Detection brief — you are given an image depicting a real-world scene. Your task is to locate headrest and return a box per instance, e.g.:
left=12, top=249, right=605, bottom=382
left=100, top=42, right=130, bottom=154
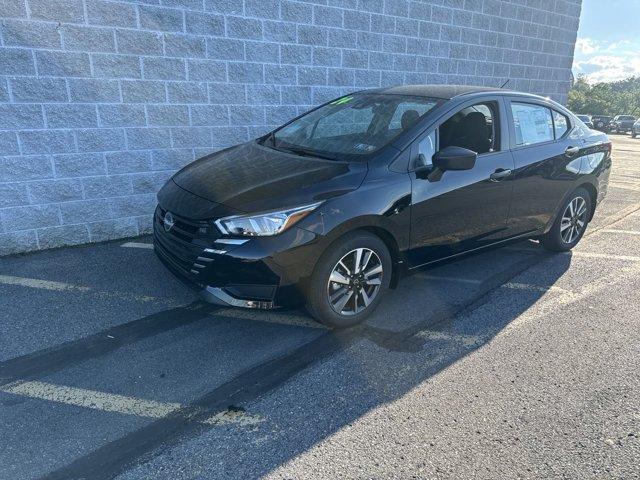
left=401, top=110, right=420, bottom=130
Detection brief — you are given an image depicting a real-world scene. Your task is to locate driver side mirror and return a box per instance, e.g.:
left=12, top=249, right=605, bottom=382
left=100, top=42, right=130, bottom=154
left=415, top=146, right=477, bottom=181
left=432, top=146, right=477, bottom=171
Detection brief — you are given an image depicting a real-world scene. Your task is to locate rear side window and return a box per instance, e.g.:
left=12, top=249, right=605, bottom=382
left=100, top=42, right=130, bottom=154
left=552, top=110, right=569, bottom=138
left=511, top=103, right=554, bottom=146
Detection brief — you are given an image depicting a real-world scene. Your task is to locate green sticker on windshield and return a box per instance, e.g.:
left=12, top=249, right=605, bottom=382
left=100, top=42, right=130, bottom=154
left=330, top=96, right=353, bottom=105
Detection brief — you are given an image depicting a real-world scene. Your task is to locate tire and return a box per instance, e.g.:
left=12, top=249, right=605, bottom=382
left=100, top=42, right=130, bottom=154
left=632, top=132, right=637, bottom=138
left=540, top=187, right=592, bottom=252
left=305, top=231, right=392, bottom=328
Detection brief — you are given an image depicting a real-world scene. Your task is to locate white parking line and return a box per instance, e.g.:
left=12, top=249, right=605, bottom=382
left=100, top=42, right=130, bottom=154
left=416, top=330, right=485, bottom=348
left=121, top=242, right=154, bottom=250
left=416, top=274, right=569, bottom=294
left=0, top=274, right=171, bottom=305
left=500, top=260, right=640, bottom=334
left=212, top=309, right=329, bottom=330
left=569, top=251, right=640, bottom=262
left=502, top=282, right=572, bottom=294
left=599, top=229, right=640, bottom=235
left=609, top=184, right=640, bottom=192
left=415, top=274, right=481, bottom=285
left=0, top=275, right=90, bottom=292
left=0, top=380, right=263, bottom=427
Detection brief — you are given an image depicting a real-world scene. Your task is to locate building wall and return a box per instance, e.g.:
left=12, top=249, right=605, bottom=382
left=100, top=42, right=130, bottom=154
left=0, top=0, right=581, bottom=255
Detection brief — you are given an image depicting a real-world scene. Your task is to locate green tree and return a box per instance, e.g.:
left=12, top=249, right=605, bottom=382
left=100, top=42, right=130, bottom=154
left=567, top=76, right=640, bottom=116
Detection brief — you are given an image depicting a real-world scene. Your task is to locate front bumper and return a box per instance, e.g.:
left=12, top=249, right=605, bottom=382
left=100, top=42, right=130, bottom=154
left=153, top=205, right=319, bottom=309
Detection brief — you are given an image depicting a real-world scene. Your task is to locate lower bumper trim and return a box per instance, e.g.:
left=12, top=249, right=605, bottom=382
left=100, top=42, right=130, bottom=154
left=201, top=286, right=275, bottom=310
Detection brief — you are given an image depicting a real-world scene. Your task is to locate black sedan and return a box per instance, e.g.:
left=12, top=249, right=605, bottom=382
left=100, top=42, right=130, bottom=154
left=154, top=85, right=612, bottom=327
left=611, top=115, right=637, bottom=134
left=592, top=115, right=612, bottom=132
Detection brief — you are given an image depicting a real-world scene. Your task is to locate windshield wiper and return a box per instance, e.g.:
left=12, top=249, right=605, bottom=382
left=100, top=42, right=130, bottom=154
left=279, top=146, right=337, bottom=161
left=261, top=131, right=276, bottom=147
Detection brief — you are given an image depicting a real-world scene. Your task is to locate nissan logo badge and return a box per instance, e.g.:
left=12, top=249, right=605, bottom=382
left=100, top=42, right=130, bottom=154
left=163, top=212, right=175, bottom=232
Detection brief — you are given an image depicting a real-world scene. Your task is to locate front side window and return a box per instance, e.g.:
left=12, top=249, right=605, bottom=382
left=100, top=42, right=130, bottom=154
left=268, top=94, right=442, bottom=160
left=389, top=101, right=438, bottom=131
left=511, top=103, right=554, bottom=146
left=415, top=130, right=436, bottom=169
left=439, top=102, right=499, bottom=154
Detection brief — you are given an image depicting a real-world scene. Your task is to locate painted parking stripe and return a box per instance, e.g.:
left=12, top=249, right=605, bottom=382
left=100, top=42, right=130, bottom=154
left=0, top=274, right=171, bottom=305
left=212, top=308, right=329, bottom=330
left=121, top=242, right=154, bottom=250
left=502, top=247, right=640, bottom=263
left=0, top=275, right=90, bottom=292
left=416, top=330, right=485, bottom=348
left=502, top=282, right=572, bottom=294
left=0, top=380, right=263, bottom=427
left=416, top=274, right=569, bottom=294
left=569, top=251, right=640, bottom=262
left=501, top=260, right=640, bottom=334
left=609, top=184, right=640, bottom=192
left=599, top=229, right=640, bottom=235
left=415, top=274, right=481, bottom=285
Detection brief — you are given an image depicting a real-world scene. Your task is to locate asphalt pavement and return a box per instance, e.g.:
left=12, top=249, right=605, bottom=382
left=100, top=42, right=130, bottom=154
left=1, top=135, right=639, bottom=479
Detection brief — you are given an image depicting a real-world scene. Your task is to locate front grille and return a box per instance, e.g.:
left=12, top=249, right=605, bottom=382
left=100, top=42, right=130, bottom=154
left=153, top=206, right=221, bottom=279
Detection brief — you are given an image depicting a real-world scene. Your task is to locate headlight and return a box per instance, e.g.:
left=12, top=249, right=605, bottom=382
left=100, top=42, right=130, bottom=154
left=215, top=202, right=322, bottom=237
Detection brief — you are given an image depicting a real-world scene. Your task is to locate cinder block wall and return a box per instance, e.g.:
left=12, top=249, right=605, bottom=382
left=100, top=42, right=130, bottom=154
left=0, top=0, right=581, bottom=255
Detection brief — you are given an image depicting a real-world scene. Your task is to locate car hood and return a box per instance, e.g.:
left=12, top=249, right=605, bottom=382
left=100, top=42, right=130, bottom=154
left=171, top=141, right=368, bottom=214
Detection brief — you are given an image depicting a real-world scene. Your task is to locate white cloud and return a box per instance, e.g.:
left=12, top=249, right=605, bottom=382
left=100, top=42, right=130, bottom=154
left=576, top=38, right=598, bottom=55
left=573, top=37, right=640, bottom=83
left=574, top=55, right=640, bottom=83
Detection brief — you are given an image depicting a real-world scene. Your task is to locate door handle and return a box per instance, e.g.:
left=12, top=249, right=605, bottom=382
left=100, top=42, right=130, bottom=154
left=490, top=168, right=512, bottom=182
left=565, top=146, right=580, bottom=157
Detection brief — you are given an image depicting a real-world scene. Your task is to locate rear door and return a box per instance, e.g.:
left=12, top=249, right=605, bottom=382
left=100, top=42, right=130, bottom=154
left=505, top=99, right=587, bottom=234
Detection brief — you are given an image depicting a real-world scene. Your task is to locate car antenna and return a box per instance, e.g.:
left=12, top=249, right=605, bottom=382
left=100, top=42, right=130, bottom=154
left=500, top=79, right=510, bottom=89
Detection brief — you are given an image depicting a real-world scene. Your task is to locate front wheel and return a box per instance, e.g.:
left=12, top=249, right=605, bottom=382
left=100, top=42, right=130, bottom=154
left=540, top=187, right=592, bottom=252
left=632, top=131, right=637, bottom=138
left=305, top=232, right=392, bottom=328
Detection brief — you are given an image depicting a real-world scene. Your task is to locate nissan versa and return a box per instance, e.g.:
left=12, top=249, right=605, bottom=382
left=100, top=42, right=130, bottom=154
left=154, top=85, right=612, bottom=327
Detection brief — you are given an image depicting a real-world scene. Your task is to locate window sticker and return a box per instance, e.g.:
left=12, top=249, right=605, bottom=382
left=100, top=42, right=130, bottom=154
left=330, top=96, right=353, bottom=106
left=511, top=103, right=553, bottom=146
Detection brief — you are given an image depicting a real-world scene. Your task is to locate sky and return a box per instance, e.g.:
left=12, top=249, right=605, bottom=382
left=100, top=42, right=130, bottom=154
left=572, top=0, right=640, bottom=83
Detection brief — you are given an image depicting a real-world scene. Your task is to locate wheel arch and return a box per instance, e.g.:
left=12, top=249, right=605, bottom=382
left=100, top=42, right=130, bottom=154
left=311, top=218, right=405, bottom=290
left=576, top=181, right=598, bottom=221
left=359, top=226, right=402, bottom=288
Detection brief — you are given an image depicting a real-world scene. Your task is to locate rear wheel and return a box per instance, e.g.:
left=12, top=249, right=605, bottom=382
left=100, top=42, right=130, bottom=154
left=540, top=187, right=591, bottom=252
left=305, top=232, right=392, bottom=328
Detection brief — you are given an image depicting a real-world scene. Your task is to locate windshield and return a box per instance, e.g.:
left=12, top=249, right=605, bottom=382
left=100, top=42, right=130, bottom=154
left=619, top=116, right=635, bottom=121
left=264, top=94, right=442, bottom=160
left=577, top=115, right=591, bottom=121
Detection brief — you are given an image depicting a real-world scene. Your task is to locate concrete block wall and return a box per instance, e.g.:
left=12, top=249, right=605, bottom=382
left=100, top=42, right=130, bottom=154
left=0, top=0, right=581, bottom=255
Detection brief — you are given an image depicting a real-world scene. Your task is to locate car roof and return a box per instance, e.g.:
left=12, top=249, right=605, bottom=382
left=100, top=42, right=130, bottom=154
left=365, top=84, right=514, bottom=100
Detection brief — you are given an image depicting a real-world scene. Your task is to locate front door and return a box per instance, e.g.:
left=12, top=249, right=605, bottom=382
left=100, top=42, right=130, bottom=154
left=407, top=98, right=516, bottom=267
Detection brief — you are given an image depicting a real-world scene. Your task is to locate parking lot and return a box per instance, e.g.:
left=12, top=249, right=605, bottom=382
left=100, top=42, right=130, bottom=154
left=1, top=135, right=639, bottom=479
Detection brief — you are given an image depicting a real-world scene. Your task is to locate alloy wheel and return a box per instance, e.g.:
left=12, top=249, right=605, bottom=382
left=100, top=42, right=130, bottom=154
left=327, top=248, right=383, bottom=316
left=560, top=196, right=587, bottom=244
